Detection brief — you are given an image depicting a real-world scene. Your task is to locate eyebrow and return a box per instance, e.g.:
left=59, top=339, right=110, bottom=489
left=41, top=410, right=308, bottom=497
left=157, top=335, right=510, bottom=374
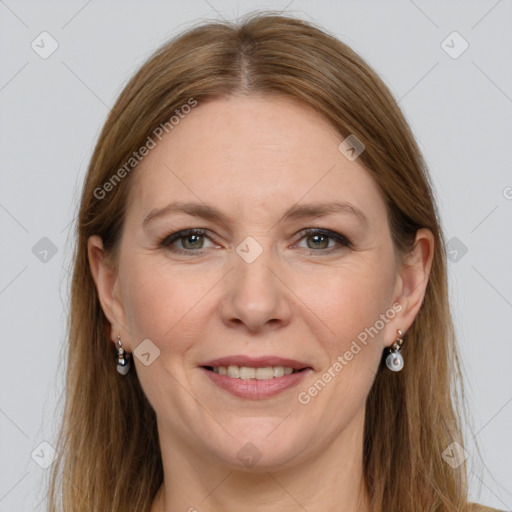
left=142, top=200, right=368, bottom=228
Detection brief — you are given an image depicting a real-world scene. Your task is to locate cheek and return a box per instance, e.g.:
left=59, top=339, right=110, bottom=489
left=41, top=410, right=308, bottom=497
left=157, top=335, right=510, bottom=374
left=299, top=265, right=391, bottom=423
left=120, top=255, right=220, bottom=344
left=301, top=255, right=395, bottom=397
left=304, top=259, right=394, bottom=341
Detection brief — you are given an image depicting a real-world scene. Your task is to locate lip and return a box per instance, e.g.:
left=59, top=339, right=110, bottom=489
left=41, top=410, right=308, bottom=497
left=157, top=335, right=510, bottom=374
left=199, top=355, right=312, bottom=370
left=200, top=366, right=313, bottom=399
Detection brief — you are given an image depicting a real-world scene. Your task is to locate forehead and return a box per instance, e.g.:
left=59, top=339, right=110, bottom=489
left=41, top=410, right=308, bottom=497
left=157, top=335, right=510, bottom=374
left=127, top=95, right=386, bottom=225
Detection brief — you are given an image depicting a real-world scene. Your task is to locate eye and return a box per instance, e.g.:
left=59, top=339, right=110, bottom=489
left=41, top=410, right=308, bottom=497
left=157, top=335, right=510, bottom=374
left=295, top=229, right=351, bottom=252
left=159, top=229, right=215, bottom=253
left=159, top=228, right=352, bottom=255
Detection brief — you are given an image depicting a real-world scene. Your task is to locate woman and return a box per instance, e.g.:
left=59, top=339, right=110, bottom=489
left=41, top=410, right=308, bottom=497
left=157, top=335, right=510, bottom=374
left=47, top=12, right=502, bottom=512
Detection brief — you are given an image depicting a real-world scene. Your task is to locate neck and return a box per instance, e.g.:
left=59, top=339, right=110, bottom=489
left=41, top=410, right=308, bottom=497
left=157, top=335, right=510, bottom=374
left=151, top=407, right=371, bottom=512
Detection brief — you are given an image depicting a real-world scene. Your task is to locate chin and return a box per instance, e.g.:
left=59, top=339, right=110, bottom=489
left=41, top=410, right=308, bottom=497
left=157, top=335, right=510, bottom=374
left=205, top=420, right=312, bottom=471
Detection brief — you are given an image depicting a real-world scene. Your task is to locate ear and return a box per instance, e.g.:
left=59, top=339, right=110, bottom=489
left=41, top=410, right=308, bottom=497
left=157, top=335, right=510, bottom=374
left=389, top=228, right=435, bottom=342
left=87, top=235, right=129, bottom=347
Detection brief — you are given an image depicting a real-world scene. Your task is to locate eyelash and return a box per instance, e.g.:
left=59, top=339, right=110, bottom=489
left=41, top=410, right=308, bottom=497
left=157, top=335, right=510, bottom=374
left=159, top=228, right=352, bottom=255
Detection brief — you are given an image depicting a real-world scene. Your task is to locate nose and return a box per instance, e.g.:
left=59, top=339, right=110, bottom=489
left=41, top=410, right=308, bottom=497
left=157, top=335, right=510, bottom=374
left=219, top=243, right=293, bottom=333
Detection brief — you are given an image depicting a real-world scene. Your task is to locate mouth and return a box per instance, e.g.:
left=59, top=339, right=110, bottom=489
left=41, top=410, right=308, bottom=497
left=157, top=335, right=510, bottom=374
left=201, top=365, right=310, bottom=380
left=198, top=355, right=313, bottom=399
left=199, top=362, right=313, bottom=400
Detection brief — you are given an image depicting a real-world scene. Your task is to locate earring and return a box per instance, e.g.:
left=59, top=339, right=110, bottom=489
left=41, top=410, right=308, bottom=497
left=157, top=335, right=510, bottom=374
left=386, top=329, right=404, bottom=372
left=116, top=335, right=131, bottom=375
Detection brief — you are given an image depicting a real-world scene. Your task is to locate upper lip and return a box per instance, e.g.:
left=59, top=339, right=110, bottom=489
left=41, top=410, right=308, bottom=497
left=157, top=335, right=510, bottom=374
left=200, top=355, right=312, bottom=370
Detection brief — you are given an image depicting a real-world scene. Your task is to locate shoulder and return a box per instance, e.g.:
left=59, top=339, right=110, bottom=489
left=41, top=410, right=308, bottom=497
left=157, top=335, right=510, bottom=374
left=467, top=503, right=506, bottom=512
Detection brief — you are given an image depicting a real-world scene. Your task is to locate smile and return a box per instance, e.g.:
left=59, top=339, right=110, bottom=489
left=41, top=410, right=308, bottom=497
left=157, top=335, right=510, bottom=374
left=204, top=365, right=304, bottom=379
left=200, top=366, right=312, bottom=399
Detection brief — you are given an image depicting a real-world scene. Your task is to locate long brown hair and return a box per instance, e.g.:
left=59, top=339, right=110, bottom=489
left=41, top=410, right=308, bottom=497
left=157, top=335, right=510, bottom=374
left=47, top=11, right=471, bottom=511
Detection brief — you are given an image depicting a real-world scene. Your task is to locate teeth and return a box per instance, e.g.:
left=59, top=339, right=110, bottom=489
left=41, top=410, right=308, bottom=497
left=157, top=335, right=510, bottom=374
left=227, top=365, right=240, bottom=378
left=211, top=365, right=298, bottom=380
left=273, top=366, right=284, bottom=378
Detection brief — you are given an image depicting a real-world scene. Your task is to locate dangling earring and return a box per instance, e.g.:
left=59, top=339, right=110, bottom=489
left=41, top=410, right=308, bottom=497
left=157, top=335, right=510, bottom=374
left=116, top=335, right=131, bottom=375
left=386, top=329, right=404, bottom=372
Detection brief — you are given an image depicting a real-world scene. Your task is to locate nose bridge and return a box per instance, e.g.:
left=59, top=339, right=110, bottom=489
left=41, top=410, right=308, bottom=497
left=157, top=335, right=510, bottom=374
left=220, top=236, right=292, bottom=330
left=237, top=237, right=275, bottom=291
left=233, top=235, right=277, bottom=301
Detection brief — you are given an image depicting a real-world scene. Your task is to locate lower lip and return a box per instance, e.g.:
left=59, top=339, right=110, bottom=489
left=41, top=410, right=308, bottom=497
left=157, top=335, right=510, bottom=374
left=200, top=367, right=312, bottom=399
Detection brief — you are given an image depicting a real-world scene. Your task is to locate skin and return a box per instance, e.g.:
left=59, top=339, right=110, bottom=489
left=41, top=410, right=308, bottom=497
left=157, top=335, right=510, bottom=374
left=88, top=95, right=434, bottom=512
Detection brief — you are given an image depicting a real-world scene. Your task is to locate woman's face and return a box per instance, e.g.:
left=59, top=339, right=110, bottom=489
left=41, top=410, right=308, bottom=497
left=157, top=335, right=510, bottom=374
left=90, top=95, right=429, bottom=471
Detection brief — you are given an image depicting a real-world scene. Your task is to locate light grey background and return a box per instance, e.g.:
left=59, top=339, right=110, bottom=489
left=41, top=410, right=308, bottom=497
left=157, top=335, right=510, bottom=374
left=0, top=1, right=511, bottom=510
